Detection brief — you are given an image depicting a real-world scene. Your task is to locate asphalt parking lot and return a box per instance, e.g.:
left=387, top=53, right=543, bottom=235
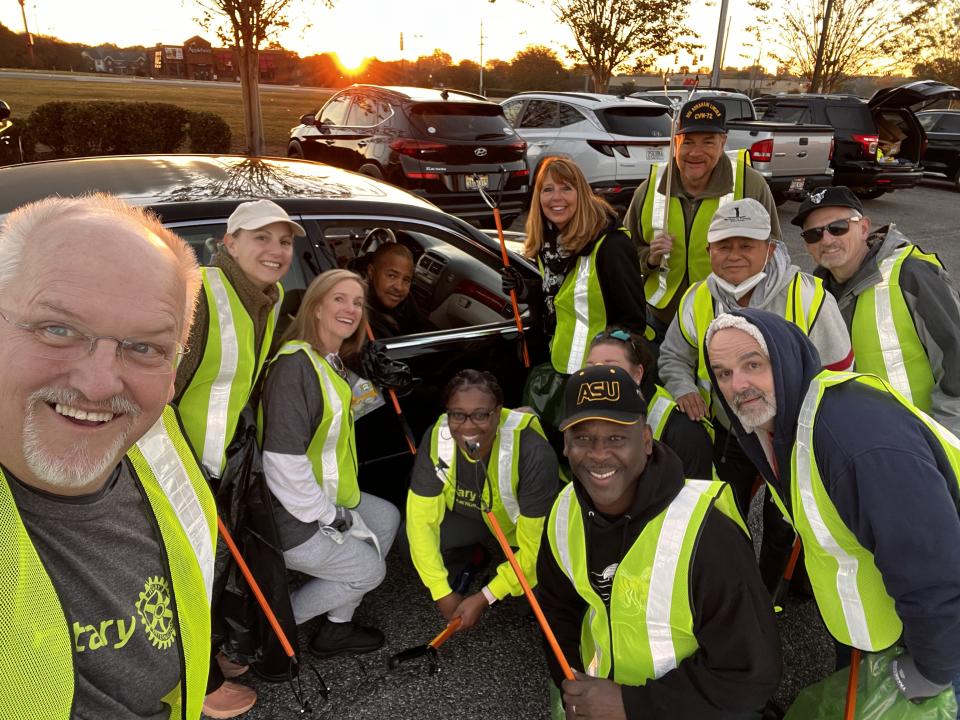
left=213, top=180, right=958, bottom=720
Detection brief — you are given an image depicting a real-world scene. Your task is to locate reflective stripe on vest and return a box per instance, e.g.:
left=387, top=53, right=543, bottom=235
left=683, top=273, right=825, bottom=409
left=548, top=479, right=732, bottom=683
left=643, top=150, right=747, bottom=309
left=430, top=409, right=546, bottom=537
left=850, top=246, right=939, bottom=410
left=282, top=342, right=358, bottom=508
left=550, top=237, right=608, bottom=374
left=791, top=370, right=960, bottom=650
left=646, top=386, right=677, bottom=441
left=1, top=405, right=216, bottom=720
left=180, top=267, right=283, bottom=478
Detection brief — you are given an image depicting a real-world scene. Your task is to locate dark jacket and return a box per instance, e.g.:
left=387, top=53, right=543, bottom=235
left=536, top=442, right=781, bottom=719
left=537, top=213, right=647, bottom=338
left=706, top=308, right=960, bottom=685
left=366, top=291, right=434, bottom=339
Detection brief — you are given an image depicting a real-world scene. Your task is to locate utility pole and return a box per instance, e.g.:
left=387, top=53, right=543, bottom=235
left=479, top=18, right=485, bottom=96
left=18, top=0, right=35, bottom=67
left=709, top=0, right=730, bottom=87
left=809, top=0, right=834, bottom=93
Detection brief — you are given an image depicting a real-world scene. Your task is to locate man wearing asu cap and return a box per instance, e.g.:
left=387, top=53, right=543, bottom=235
left=536, top=365, right=780, bottom=719
left=626, top=99, right=780, bottom=339
left=793, top=185, right=960, bottom=435
left=658, top=198, right=851, bottom=505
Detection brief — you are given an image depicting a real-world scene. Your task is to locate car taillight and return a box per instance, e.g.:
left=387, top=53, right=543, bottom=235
left=454, top=279, right=511, bottom=317
left=828, top=138, right=835, bottom=162
left=920, top=136, right=928, bottom=159
left=587, top=140, right=629, bottom=158
left=389, top=139, right=447, bottom=157
left=512, top=168, right=530, bottom=178
left=749, top=138, right=773, bottom=163
left=852, top=134, right=879, bottom=159
left=406, top=172, right=440, bottom=180
left=510, top=140, right=527, bottom=154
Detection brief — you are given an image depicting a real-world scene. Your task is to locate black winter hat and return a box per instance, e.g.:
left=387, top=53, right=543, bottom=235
left=791, top=186, right=864, bottom=226
left=559, top=365, right=645, bottom=431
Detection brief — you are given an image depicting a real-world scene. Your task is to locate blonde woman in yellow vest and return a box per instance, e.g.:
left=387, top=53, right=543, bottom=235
left=793, top=185, right=960, bottom=437
left=172, top=200, right=298, bottom=718
left=537, top=365, right=779, bottom=719
left=513, top=156, right=648, bottom=377
left=0, top=194, right=216, bottom=720
left=625, top=99, right=781, bottom=340
left=585, top=326, right=715, bottom=480
left=705, top=309, right=960, bottom=712
left=259, top=269, right=400, bottom=659
left=406, top=369, right=559, bottom=630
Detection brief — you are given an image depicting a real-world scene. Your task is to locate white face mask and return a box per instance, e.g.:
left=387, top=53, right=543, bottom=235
left=713, top=270, right=767, bottom=300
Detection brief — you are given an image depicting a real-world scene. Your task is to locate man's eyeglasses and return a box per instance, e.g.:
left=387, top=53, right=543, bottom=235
left=800, top=217, right=861, bottom=244
left=447, top=409, right=497, bottom=425
left=0, top=310, right=187, bottom=375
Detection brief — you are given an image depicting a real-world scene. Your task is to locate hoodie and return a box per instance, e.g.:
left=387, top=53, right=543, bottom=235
left=536, top=442, right=781, bottom=718
left=814, top=224, right=960, bottom=436
left=659, top=242, right=852, bottom=429
left=705, top=308, right=960, bottom=685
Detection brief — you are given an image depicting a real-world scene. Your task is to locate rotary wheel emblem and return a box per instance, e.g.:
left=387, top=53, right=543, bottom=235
left=136, top=575, right=177, bottom=650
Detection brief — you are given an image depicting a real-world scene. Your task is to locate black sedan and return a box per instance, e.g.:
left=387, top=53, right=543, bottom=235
left=0, top=154, right=545, bottom=499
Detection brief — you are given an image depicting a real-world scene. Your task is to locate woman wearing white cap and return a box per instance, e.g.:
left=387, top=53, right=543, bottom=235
left=173, top=199, right=301, bottom=719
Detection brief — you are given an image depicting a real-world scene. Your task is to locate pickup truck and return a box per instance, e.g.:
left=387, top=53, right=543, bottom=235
left=631, top=88, right=835, bottom=204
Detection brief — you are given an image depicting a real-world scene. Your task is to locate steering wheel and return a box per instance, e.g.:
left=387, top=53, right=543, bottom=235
left=359, top=227, right=398, bottom=257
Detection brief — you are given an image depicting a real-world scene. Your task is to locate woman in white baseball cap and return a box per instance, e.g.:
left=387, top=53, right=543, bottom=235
left=172, top=199, right=302, bottom=718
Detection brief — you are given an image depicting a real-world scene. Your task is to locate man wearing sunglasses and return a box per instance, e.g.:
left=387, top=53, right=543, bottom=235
left=794, top=186, right=960, bottom=435
left=0, top=195, right=216, bottom=719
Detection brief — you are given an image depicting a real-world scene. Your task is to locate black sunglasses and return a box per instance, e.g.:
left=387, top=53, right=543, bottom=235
left=800, top=217, right=861, bottom=244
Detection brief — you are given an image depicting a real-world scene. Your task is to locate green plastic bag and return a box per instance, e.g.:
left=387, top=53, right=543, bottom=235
left=522, top=362, right=568, bottom=432
left=785, top=647, right=957, bottom=720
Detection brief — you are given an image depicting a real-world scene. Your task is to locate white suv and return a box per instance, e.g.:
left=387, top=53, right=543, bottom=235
left=501, top=92, right=672, bottom=209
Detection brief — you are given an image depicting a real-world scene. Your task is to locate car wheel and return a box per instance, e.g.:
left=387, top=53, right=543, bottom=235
left=358, top=163, right=383, bottom=180
left=852, top=187, right=887, bottom=200
left=772, top=191, right=787, bottom=207
left=288, top=141, right=305, bottom=159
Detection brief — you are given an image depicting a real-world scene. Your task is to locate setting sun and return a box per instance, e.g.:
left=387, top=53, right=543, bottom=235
left=333, top=50, right=371, bottom=76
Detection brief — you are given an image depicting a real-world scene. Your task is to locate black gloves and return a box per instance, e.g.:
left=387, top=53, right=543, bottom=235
left=499, top=265, right=527, bottom=300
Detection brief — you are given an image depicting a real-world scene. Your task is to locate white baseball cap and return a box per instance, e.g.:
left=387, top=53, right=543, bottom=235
left=707, top=198, right=771, bottom=244
left=226, top=199, right=306, bottom=237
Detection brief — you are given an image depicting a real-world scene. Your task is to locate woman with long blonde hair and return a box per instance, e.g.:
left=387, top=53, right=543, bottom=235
left=514, top=156, right=648, bottom=376
left=258, top=268, right=400, bottom=658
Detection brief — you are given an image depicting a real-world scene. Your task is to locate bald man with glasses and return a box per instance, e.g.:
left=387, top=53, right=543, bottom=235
left=793, top=185, right=960, bottom=435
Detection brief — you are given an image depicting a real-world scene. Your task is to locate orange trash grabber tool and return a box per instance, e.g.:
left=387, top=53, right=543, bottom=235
left=387, top=617, right=463, bottom=674
left=845, top=648, right=862, bottom=720
left=475, top=176, right=531, bottom=368
left=462, top=441, right=575, bottom=681
left=772, top=537, right=803, bottom=609
left=364, top=323, right=417, bottom=455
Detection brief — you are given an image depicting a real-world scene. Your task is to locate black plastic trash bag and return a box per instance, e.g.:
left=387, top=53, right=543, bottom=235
left=212, top=407, right=299, bottom=682
left=360, top=340, right=415, bottom=394
left=784, top=647, right=957, bottom=720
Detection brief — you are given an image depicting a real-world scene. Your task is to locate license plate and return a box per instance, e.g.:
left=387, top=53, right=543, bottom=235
left=789, top=177, right=805, bottom=192
left=466, top=174, right=488, bottom=189
left=646, top=149, right=664, bottom=161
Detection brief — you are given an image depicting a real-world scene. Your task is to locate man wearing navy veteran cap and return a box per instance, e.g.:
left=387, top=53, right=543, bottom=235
left=536, top=365, right=780, bottom=719
left=794, top=185, right=960, bottom=435
left=626, top=98, right=780, bottom=341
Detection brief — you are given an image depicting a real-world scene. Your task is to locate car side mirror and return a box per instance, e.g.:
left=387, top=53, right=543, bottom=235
left=299, top=113, right=316, bottom=126
left=0, top=101, right=10, bottom=122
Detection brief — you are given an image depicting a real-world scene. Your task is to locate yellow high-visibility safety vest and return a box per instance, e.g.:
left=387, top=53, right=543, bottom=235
left=266, top=341, right=360, bottom=508
left=547, top=479, right=744, bottom=683
left=783, top=371, right=960, bottom=650
left=678, top=273, right=826, bottom=410
left=178, top=266, right=283, bottom=478
left=850, top=245, right=941, bottom=413
left=641, top=149, right=749, bottom=309
left=0, top=406, right=217, bottom=720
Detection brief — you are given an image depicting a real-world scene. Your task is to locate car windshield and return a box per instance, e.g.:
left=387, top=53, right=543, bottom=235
left=595, top=107, right=672, bottom=138
left=408, top=103, right=514, bottom=141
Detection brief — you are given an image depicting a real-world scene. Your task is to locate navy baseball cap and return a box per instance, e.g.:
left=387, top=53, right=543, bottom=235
left=791, top=186, right=864, bottom=227
left=677, top=99, right=727, bottom=135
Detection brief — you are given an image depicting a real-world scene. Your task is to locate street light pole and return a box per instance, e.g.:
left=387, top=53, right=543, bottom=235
left=479, top=18, right=485, bottom=96
left=709, top=0, right=730, bottom=88
left=18, top=0, right=35, bottom=67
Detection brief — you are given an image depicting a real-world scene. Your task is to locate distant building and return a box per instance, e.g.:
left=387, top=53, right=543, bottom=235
left=145, top=36, right=299, bottom=84
left=184, top=36, right=214, bottom=80
left=82, top=47, right=148, bottom=75
left=152, top=44, right=185, bottom=78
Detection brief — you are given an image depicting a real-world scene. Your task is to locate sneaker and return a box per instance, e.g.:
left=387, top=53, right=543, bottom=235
left=202, top=681, right=256, bottom=719
left=215, top=651, right=249, bottom=679
left=309, top=618, right=385, bottom=658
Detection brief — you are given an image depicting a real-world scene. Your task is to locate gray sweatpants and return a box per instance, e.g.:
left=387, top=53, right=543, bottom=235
left=283, top=492, right=400, bottom=625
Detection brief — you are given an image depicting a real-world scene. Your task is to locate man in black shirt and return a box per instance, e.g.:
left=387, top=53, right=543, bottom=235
left=365, top=243, right=434, bottom=338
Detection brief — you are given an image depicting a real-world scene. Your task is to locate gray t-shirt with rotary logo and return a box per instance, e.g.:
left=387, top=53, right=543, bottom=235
left=7, top=462, right=181, bottom=720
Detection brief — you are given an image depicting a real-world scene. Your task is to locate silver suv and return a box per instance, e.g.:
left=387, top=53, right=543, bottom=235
left=501, top=92, right=672, bottom=209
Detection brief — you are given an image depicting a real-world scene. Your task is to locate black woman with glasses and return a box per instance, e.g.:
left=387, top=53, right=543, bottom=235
left=258, top=269, right=400, bottom=659
left=586, top=327, right=715, bottom=480
left=793, top=185, right=960, bottom=437
left=406, top=370, right=559, bottom=631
